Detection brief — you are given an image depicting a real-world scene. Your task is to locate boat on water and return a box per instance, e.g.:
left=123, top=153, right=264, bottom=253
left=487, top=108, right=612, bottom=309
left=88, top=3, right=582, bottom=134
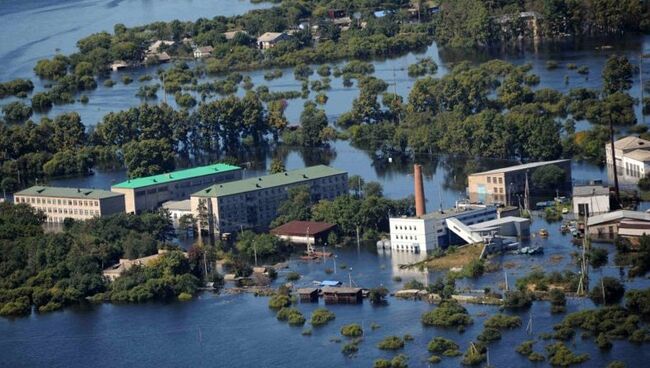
left=539, top=229, right=549, bottom=237
left=561, top=207, right=569, bottom=214
left=560, top=223, right=569, bottom=233
left=517, top=245, right=544, bottom=255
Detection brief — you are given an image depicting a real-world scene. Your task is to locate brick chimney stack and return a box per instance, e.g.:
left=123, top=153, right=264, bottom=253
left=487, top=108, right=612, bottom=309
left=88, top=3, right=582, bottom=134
left=414, top=164, right=426, bottom=217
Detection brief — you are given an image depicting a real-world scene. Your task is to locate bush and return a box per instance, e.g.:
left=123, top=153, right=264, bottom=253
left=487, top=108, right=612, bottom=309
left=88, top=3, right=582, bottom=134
left=477, top=328, right=501, bottom=342
left=403, top=279, right=425, bottom=290
left=377, top=336, right=404, bottom=350
left=122, top=75, right=133, bottom=84
left=589, top=277, right=625, bottom=305
left=427, top=337, right=459, bottom=353
left=427, top=355, right=441, bottom=364
left=276, top=307, right=304, bottom=325
left=341, top=323, right=363, bottom=337
left=368, top=287, right=389, bottom=304
left=286, top=271, right=300, bottom=281
left=373, top=359, right=391, bottom=368
left=310, top=308, right=335, bottom=326
left=528, top=352, right=545, bottom=362
left=503, top=290, right=533, bottom=309
left=178, top=292, right=192, bottom=301
left=515, top=340, right=534, bottom=356
left=421, top=300, right=473, bottom=327
left=103, top=79, right=115, bottom=87
left=268, top=294, right=291, bottom=309
left=484, top=314, right=522, bottom=329
left=595, top=333, right=612, bottom=350
left=461, top=342, right=486, bottom=366
left=546, top=342, right=589, bottom=366
left=341, top=342, right=358, bottom=355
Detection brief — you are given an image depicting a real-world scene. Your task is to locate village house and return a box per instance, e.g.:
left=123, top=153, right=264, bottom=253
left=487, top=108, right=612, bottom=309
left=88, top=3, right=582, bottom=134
left=256, top=32, right=291, bottom=49
left=193, top=46, right=214, bottom=58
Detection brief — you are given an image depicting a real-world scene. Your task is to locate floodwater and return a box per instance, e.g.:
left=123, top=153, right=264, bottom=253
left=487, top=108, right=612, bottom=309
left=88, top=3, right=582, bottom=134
left=2, top=1, right=650, bottom=367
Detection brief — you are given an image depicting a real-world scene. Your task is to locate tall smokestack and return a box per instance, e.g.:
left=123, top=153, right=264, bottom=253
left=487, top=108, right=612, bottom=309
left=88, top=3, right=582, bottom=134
left=414, top=164, right=426, bottom=217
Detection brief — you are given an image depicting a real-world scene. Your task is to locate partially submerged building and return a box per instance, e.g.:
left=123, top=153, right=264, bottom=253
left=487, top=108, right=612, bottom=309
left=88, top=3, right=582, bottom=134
left=257, top=32, right=291, bottom=49
left=606, top=136, right=650, bottom=185
left=14, top=186, right=125, bottom=223
left=270, top=220, right=336, bottom=245
left=587, top=210, right=650, bottom=241
left=467, top=159, right=572, bottom=205
left=322, top=287, right=362, bottom=304
left=111, top=163, right=242, bottom=214
left=572, top=185, right=610, bottom=217
left=190, top=165, right=348, bottom=233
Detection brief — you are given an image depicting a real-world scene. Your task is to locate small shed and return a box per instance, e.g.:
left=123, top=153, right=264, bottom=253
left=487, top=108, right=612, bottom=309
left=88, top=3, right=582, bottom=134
left=322, top=287, right=362, bottom=304
left=297, top=287, right=319, bottom=303
left=270, top=221, right=336, bottom=245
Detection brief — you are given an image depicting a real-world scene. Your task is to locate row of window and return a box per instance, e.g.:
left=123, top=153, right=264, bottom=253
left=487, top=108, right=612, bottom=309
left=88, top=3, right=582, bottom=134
left=393, top=244, right=420, bottom=252
left=15, top=196, right=100, bottom=207
left=625, top=162, right=643, bottom=178
left=39, top=207, right=100, bottom=216
left=393, top=234, right=418, bottom=241
left=486, top=176, right=503, bottom=184
left=394, top=225, right=418, bottom=231
left=492, top=187, right=504, bottom=194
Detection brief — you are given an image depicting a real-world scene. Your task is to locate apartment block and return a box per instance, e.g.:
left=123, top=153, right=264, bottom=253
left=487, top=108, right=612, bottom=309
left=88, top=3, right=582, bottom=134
left=191, top=165, right=348, bottom=233
left=14, top=186, right=125, bottom=223
left=111, top=163, right=242, bottom=214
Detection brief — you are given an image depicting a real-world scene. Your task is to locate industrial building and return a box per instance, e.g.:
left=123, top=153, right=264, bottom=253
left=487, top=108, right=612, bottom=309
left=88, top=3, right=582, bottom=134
left=587, top=210, right=650, bottom=241
left=111, top=163, right=242, bottom=214
left=388, top=165, right=530, bottom=253
left=572, top=185, right=610, bottom=217
left=605, top=136, right=650, bottom=185
left=14, top=186, right=125, bottom=223
left=190, top=165, right=348, bottom=234
left=467, top=159, right=572, bottom=205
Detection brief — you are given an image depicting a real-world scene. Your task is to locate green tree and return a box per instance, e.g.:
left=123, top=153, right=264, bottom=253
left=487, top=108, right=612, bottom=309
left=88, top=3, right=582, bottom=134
left=123, top=139, right=175, bottom=178
left=602, top=55, right=634, bottom=95
left=2, top=102, right=32, bottom=124
left=271, top=186, right=312, bottom=227
left=269, top=158, right=285, bottom=174
left=531, top=165, right=567, bottom=190
left=299, top=101, right=328, bottom=147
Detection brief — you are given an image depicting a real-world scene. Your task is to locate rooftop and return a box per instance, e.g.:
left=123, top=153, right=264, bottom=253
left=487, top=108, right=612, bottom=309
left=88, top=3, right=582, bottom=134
left=162, top=199, right=191, bottom=211
left=588, top=210, right=650, bottom=226
left=468, top=159, right=570, bottom=176
left=15, top=186, right=123, bottom=200
left=224, top=30, right=247, bottom=39
left=470, top=216, right=530, bottom=230
left=322, top=286, right=362, bottom=294
left=257, top=32, right=285, bottom=42
left=271, top=220, right=335, bottom=236
left=625, top=149, right=650, bottom=162
left=112, top=163, right=241, bottom=190
left=192, top=165, right=346, bottom=198
left=573, top=185, right=610, bottom=197
left=391, top=205, right=497, bottom=221
left=607, top=136, right=650, bottom=151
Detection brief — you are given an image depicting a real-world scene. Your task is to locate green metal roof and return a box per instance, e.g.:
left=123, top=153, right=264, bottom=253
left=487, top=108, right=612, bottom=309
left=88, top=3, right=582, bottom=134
left=192, top=165, right=347, bottom=198
left=15, top=186, right=124, bottom=200
left=111, top=163, right=241, bottom=189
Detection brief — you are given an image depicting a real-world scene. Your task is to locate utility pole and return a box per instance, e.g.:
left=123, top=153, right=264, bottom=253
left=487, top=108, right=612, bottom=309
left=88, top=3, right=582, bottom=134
left=608, top=112, right=621, bottom=204
left=641, top=53, right=645, bottom=125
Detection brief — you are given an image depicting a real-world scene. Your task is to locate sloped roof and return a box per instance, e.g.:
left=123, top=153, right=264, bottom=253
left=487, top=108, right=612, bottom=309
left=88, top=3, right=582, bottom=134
left=608, top=136, right=650, bottom=151
left=15, top=186, right=123, bottom=200
left=257, top=32, right=285, bottom=42
left=587, top=210, right=650, bottom=226
left=469, top=159, right=570, bottom=176
left=112, top=163, right=241, bottom=189
left=271, top=220, right=336, bottom=236
left=625, top=149, right=650, bottom=162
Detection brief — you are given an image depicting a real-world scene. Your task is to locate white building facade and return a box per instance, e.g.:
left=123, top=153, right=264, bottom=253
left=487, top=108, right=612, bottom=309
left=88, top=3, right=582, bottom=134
left=572, top=185, right=610, bottom=217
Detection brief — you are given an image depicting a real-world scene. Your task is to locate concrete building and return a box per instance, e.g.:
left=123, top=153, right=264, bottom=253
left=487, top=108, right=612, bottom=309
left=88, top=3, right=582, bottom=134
left=190, top=165, right=347, bottom=233
left=14, top=186, right=125, bottom=223
left=467, top=159, right=572, bottom=205
left=111, top=163, right=242, bottom=214
left=102, top=249, right=187, bottom=281
left=587, top=210, right=650, bottom=241
left=162, top=200, right=192, bottom=223
left=257, top=32, right=291, bottom=49
left=572, top=185, right=610, bottom=217
left=193, top=46, right=213, bottom=58
left=606, top=136, right=650, bottom=185
left=388, top=204, right=500, bottom=253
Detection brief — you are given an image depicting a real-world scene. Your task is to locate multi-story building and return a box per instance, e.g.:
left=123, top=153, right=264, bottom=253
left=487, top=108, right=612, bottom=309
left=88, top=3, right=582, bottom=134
left=111, top=163, right=242, bottom=214
left=190, top=165, right=348, bottom=233
left=606, top=136, right=650, bottom=185
left=388, top=204, right=499, bottom=253
left=467, top=159, right=572, bottom=205
left=14, top=186, right=125, bottom=223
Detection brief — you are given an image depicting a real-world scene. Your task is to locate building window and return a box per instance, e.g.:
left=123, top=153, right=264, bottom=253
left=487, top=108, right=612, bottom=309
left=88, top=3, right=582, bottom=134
left=498, top=177, right=503, bottom=184
left=487, top=177, right=491, bottom=183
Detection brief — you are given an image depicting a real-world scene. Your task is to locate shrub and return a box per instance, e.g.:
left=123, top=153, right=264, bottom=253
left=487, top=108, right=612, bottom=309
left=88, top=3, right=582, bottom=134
left=122, top=75, right=133, bottom=84
left=427, top=337, right=459, bottom=353
left=373, top=359, right=391, bottom=368
left=589, top=277, right=625, bottom=305
left=421, top=300, right=473, bottom=327
left=546, top=342, right=589, bottom=366
left=286, top=271, right=300, bottom=281
left=177, top=292, right=192, bottom=301
left=484, top=314, right=522, bottom=329
left=403, top=279, right=425, bottom=290
left=310, top=308, right=335, bottom=326
left=607, top=361, right=625, bottom=368
left=503, top=290, right=533, bottom=309
left=595, top=333, right=612, bottom=350
left=103, top=79, right=115, bottom=87
left=340, top=323, right=363, bottom=337
left=377, top=336, right=404, bottom=350
left=268, top=294, right=291, bottom=309
left=368, top=287, right=389, bottom=304
left=546, top=60, right=559, bottom=70
left=477, top=328, right=501, bottom=342
left=528, top=352, right=545, bottom=362
left=427, top=355, right=441, bottom=364
left=461, top=342, right=486, bottom=366
left=277, top=307, right=305, bottom=325
left=341, top=342, right=359, bottom=355
left=288, top=312, right=306, bottom=326
left=442, top=349, right=462, bottom=357
left=516, top=340, right=534, bottom=356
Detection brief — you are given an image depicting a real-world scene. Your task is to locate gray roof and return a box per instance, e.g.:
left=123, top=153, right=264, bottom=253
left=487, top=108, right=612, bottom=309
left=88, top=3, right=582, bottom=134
left=391, top=205, right=497, bottom=221
left=573, top=185, right=610, bottom=197
left=587, top=210, right=650, bottom=226
left=15, top=186, right=123, bottom=200
left=162, top=199, right=191, bottom=211
left=470, top=216, right=530, bottom=230
left=469, top=159, right=570, bottom=176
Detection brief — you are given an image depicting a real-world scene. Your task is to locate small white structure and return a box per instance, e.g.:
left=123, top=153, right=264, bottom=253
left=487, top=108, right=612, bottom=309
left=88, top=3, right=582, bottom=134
left=110, top=60, right=128, bottom=71
left=193, top=46, right=214, bottom=58
left=257, top=32, right=291, bottom=49
left=572, top=185, right=610, bottom=217
left=162, top=200, right=192, bottom=222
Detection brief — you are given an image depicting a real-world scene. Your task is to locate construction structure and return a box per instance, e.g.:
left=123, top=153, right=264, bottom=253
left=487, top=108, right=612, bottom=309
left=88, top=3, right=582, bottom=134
left=111, top=163, right=242, bottom=214
left=270, top=221, right=336, bottom=245
left=587, top=210, right=650, bottom=241
left=572, top=185, right=610, bottom=217
left=14, top=186, right=125, bottom=223
left=606, top=136, right=650, bottom=186
left=467, top=159, right=572, bottom=205
left=190, top=165, right=348, bottom=234
left=322, top=287, right=362, bottom=304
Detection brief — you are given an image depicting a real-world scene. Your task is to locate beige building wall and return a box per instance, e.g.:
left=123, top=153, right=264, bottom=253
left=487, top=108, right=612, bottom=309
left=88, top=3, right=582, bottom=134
left=467, top=173, right=507, bottom=204
left=14, top=194, right=125, bottom=223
